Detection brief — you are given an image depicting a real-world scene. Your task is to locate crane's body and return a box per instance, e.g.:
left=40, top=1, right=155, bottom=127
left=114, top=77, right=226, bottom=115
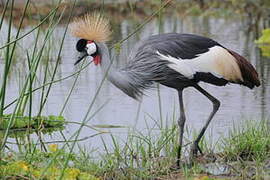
left=97, top=33, right=259, bottom=100
left=70, top=13, right=260, bottom=167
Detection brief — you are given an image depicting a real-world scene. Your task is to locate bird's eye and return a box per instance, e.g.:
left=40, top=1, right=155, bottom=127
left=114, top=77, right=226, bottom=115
left=86, top=42, right=97, bottom=55
left=76, top=39, right=87, bottom=52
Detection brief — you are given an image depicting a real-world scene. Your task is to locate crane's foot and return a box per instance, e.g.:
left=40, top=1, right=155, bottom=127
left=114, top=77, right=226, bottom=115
left=188, top=142, right=203, bottom=165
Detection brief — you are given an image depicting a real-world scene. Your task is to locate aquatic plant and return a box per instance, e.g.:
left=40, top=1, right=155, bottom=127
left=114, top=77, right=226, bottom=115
left=0, top=114, right=65, bottom=130
left=256, top=28, right=270, bottom=57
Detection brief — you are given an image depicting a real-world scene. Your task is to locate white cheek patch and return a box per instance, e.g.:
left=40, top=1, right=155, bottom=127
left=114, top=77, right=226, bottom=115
left=86, top=43, right=97, bottom=55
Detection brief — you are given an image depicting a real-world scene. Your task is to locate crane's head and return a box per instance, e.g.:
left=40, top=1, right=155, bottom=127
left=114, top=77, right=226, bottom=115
left=70, top=13, right=111, bottom=66
left=74, top=39, right=101, bottom=65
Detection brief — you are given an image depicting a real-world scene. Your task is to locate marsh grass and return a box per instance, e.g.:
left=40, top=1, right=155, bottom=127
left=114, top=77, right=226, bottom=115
left=0, top=121, right=180, bottom=179
left=221, top=120, right=270, bottom=162
left=96, top=126, right=179, bottom=179
left=1, top=118, right=270, bottom=179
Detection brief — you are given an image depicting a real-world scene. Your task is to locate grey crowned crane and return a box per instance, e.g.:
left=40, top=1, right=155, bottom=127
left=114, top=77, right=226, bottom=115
left=70, top=13, right=260, bottom=166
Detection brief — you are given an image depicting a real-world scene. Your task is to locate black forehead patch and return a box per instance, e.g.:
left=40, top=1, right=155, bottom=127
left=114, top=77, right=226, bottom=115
left=76, top=39, right=87, bottom=52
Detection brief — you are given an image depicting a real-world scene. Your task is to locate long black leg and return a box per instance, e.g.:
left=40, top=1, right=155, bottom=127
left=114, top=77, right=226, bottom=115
left=190, top=84, right=220, bottom=159
left=177, top=89, right=186, bottom=167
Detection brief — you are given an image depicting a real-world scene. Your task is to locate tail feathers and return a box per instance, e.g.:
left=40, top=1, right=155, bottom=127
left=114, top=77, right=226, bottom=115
left=227, top=49, right=260, bottom=89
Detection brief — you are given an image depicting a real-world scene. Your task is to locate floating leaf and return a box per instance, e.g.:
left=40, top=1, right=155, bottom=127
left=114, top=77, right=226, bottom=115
left=0, top=114, right=65, bottom=130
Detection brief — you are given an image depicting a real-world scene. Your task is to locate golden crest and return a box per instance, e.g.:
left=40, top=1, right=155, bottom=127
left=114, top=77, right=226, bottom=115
left=70, top=13, right=111, bottom=42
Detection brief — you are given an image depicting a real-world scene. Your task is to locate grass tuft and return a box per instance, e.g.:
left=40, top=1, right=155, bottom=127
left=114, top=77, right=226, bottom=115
left=221, top=120, right=270, bottom=162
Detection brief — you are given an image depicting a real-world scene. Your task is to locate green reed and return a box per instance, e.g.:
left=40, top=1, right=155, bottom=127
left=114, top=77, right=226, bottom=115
left=0, top=0, right=70, bottom=152
left=221, top=119, right=270, bottom=162
left=0, top=0, right=15, bottom=116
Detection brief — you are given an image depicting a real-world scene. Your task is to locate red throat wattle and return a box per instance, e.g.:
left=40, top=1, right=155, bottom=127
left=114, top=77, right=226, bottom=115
left=93, top=55, right=101, bottom=65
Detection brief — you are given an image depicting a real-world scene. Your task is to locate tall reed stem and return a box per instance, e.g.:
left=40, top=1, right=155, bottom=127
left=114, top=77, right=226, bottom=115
left=0, top=0, right=15, bottom=116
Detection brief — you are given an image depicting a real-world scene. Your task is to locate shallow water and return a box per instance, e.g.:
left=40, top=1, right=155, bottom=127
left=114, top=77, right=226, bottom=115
left=1, top=14, right=270, bottom=151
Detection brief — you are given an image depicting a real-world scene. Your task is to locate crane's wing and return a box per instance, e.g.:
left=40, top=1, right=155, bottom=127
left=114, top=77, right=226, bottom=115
left=137, top=33, right=222, bottom=59
left=130, top=33, right=233, bottom=83
left=130, top=33, right=259, bottom=89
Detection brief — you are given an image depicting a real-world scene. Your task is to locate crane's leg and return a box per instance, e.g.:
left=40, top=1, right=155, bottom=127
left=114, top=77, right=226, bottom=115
left=189, top=85, right=220, bottom=160
left=177, top=89, right=186, bottom=167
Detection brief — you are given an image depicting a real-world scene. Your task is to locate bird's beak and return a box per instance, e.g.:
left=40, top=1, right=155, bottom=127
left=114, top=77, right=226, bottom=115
left=74, top=50, right=88, bottom=65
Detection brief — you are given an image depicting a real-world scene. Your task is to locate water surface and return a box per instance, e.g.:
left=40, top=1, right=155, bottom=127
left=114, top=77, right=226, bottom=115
left=1, top=14, right=270, bottom=151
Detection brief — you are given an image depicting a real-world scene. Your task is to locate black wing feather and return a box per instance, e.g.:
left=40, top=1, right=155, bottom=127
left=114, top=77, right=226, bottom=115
left=138, top=33, right=222, bottom=59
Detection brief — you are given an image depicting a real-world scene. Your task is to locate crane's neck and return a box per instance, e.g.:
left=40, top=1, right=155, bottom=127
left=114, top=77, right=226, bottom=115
left=96, top=43, right=115, bottom=76
left=97, top=42, right=141, bottom=99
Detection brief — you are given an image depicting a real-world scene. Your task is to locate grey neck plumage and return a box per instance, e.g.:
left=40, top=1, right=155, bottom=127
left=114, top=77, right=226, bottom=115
left=97, top=42, right=144, bottom=100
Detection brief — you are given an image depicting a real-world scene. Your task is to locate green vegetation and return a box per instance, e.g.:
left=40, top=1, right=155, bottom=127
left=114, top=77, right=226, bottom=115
left=256, top=28, right=270, bottom=57
left=1, top=120, right=270, bottom=179
left=256, top=28, right=270, bottom=44
left=221, top=120, right=270, bottom=161
left=0, top=146, right=99, bottom=180
left=0, top=114, right=65, bottom=130
left=0, top=121, right=198, bottom=179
